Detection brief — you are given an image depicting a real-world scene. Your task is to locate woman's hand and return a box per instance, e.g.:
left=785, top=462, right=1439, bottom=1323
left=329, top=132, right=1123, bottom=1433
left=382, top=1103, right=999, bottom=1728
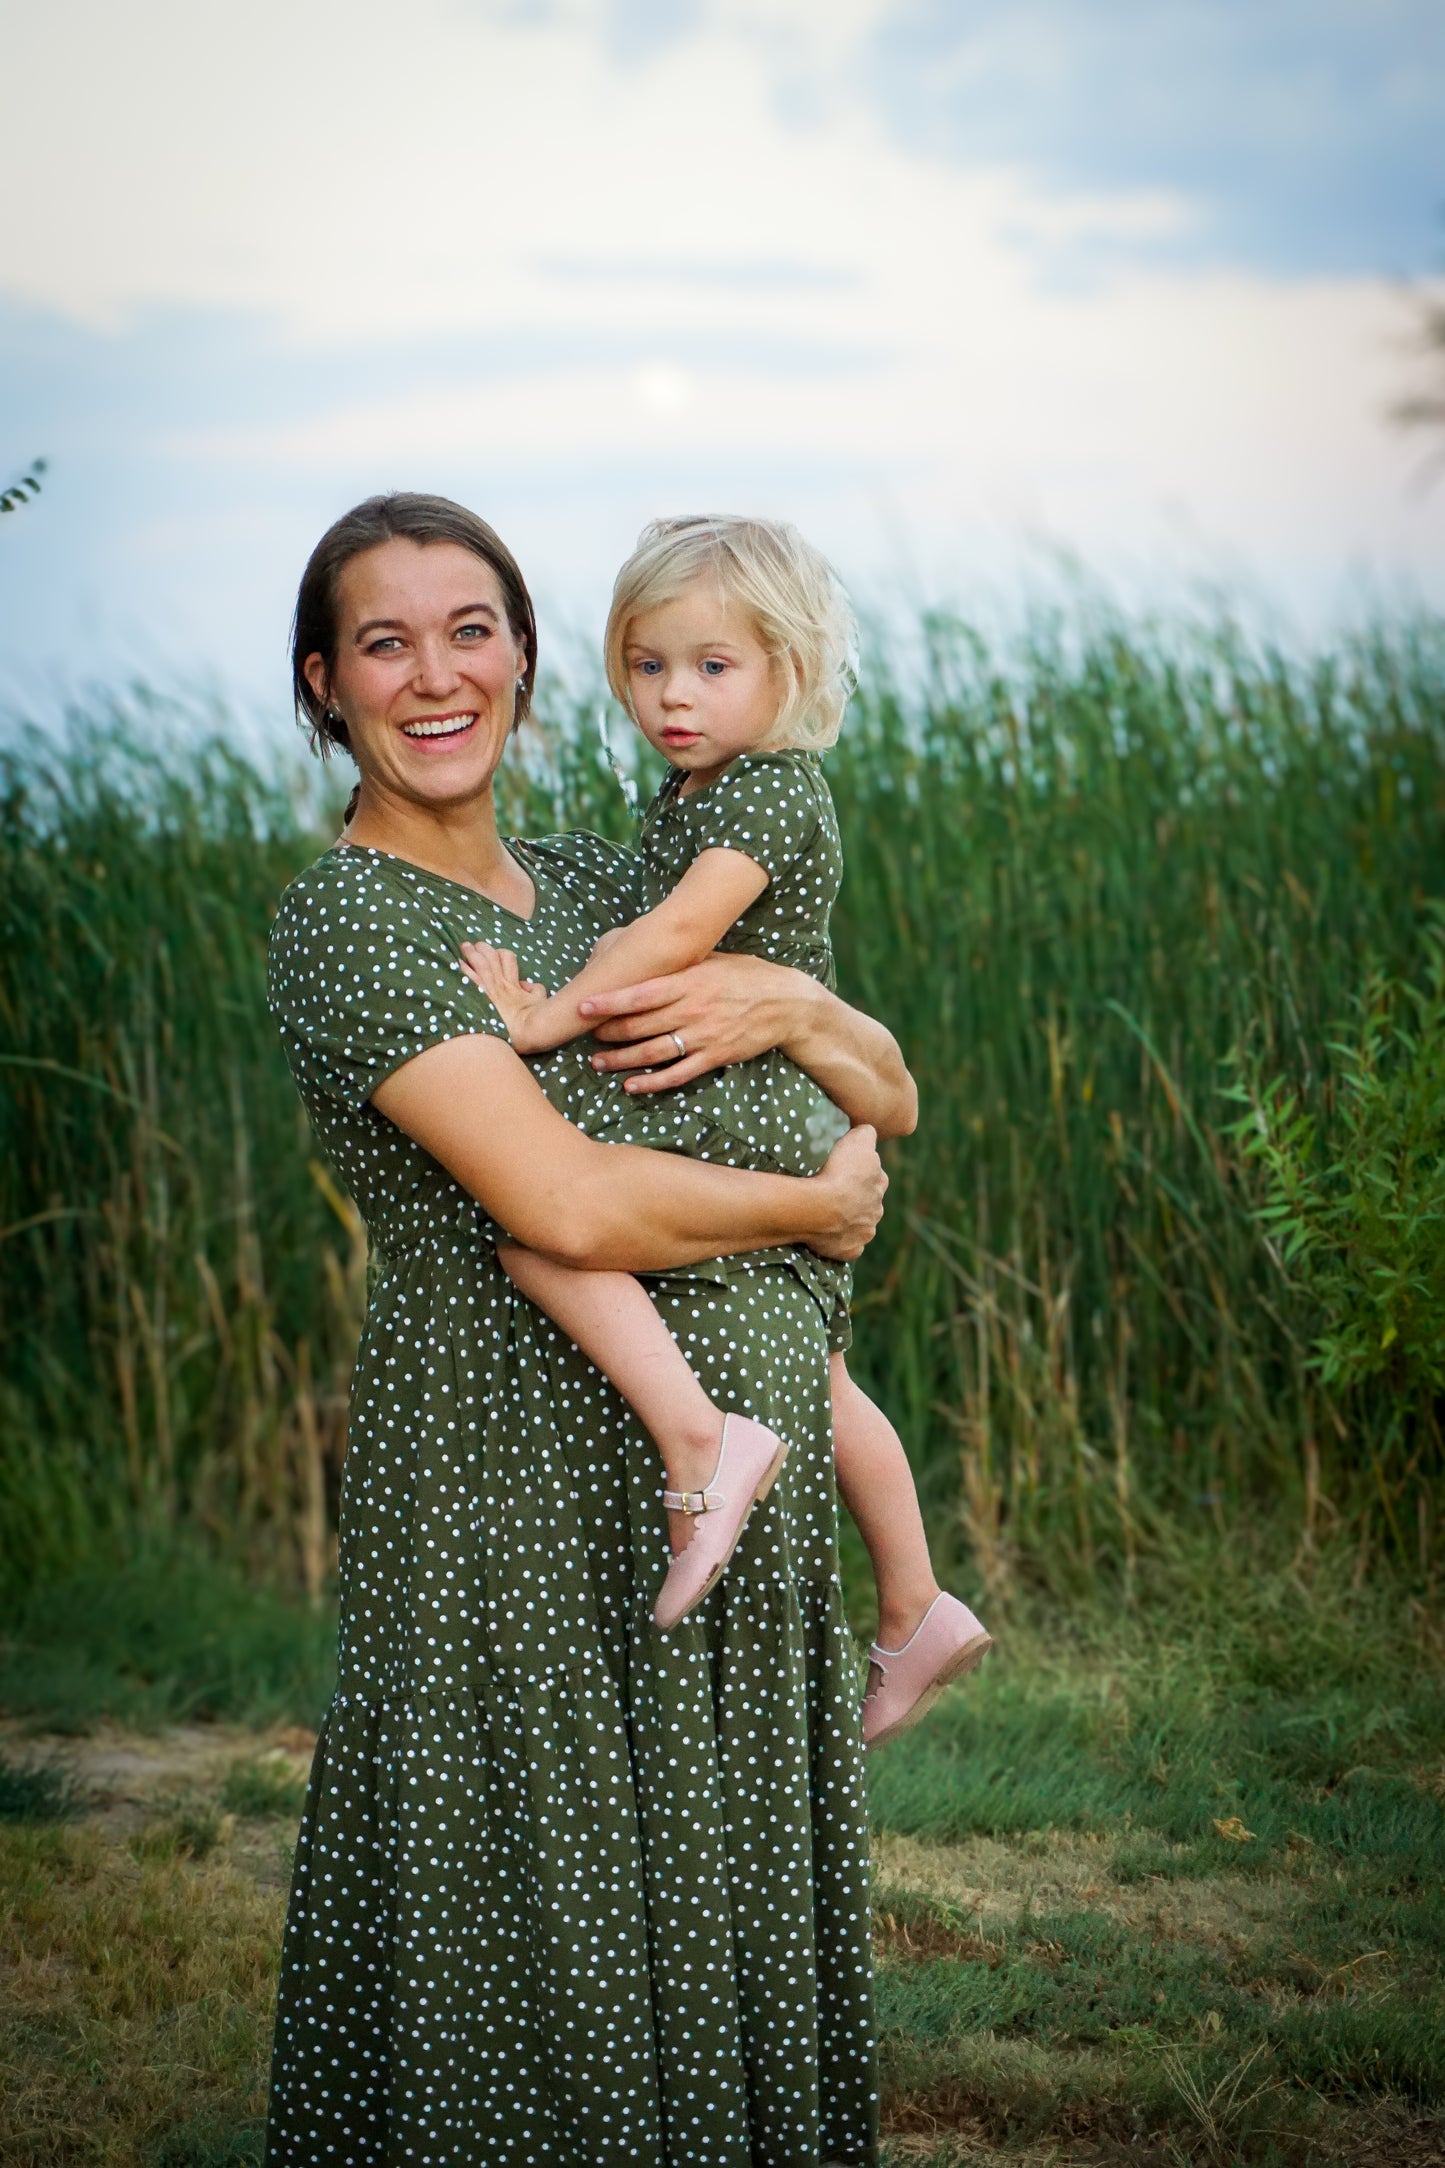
left=806, top=1125, right=888, bottom=1261
left=582, top=954, right=812, bottom=1090
left=581, top=954, right=918, bottom=1140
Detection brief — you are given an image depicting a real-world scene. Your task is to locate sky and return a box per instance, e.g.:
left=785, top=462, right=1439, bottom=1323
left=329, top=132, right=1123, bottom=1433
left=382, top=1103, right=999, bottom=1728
left=0, top=0, right=1441, bottom=723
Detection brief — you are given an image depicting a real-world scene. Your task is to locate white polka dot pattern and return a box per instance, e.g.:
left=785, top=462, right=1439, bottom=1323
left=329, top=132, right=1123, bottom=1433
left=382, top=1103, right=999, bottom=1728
left=595, top=753, right=853, bottom=1353
left=263, top=831, right=878, bottom=2165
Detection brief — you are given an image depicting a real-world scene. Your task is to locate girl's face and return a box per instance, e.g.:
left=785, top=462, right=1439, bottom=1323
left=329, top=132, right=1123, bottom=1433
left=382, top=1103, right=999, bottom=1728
left=624, top=581, right=782, bottom=791
left=306, top=538, right=527, bottom=816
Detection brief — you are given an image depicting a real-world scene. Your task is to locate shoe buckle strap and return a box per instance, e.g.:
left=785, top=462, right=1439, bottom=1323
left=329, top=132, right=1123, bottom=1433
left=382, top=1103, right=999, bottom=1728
left=659, top=1484, right=726, bottom=1515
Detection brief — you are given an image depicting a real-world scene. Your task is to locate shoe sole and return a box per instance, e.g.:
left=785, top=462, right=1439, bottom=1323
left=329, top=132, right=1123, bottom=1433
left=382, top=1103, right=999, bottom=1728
left=864, top=1631, right=994, bottom=1751
left=654, top=1441, right=788, bottom=1633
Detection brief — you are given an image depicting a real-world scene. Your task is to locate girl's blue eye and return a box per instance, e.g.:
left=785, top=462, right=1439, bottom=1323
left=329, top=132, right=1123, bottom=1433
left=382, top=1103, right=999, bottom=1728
left=635, top=659, right=662, bottom=676
left=702, top=658, right=727, bottom=676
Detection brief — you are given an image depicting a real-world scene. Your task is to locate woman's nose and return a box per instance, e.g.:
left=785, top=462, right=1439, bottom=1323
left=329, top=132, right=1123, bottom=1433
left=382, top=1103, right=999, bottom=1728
left=412, top=636, right=463, bottom=696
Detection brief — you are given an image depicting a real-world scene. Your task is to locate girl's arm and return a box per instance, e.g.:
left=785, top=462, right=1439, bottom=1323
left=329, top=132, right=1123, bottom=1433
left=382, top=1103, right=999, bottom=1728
left=583, top=955, right=920, bottom=1140
left=461, top=848, right=768, bottom=1054
left=370, top=1030, right=887, bottom=1273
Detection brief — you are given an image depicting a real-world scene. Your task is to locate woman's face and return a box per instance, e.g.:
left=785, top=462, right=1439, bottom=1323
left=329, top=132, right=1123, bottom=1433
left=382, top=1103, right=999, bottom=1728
left=308, top=538, right=526, bottom=814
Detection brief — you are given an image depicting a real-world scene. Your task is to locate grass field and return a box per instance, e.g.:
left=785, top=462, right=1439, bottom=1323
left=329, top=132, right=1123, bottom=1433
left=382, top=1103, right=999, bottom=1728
left=3, top=1550, right=1442, bottom=2166
left=2, top=610, right=1443, bottom=2161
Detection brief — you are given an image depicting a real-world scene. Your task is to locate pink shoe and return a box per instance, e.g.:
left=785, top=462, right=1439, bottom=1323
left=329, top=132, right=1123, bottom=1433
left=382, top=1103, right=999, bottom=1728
left=653, top=1415, right=788, bottom=1632
left=861, top=1593, right=993, bottom=1750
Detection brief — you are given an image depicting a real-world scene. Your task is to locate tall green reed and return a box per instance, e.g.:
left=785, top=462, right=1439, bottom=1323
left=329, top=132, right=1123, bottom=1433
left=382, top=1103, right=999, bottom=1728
left=0, top=711, right=364, bottom=1604
left=823, top=613, right=1445, bottom=1594
left=1, top=615, right=1441, bottom=1607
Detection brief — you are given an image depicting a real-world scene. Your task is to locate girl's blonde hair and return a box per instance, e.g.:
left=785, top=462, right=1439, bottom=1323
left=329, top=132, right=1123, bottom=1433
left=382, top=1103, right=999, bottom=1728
left=604, top=515, right=858, bottom=751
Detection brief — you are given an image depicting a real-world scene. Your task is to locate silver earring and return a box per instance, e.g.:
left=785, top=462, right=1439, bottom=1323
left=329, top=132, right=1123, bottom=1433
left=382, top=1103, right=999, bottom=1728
left=325, top=707, right=344, bottom=727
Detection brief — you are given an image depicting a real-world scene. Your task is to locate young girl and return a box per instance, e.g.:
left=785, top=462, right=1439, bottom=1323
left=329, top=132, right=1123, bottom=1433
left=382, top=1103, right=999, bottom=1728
left=463, top=516, right=990, bottom=1747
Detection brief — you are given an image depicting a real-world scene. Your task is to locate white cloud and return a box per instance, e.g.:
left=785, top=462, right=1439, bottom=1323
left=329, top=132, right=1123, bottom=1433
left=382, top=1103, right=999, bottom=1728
left=0, top=0, right=1438, bottom=699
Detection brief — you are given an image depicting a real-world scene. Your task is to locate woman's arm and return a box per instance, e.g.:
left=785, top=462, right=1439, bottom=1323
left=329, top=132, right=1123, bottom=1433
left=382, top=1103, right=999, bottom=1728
left=580, top=955, right=920, bottom=1140
left=370, top=1031, right=887, bottom=1274
left=461, top=849, right=768, bottom=1054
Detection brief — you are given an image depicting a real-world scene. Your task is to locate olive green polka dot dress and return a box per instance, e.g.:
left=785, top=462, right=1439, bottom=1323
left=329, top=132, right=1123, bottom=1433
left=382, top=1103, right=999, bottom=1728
left=264, top=828, right=878, bottom=2166
left=596, top=751, right=853, bottom=1352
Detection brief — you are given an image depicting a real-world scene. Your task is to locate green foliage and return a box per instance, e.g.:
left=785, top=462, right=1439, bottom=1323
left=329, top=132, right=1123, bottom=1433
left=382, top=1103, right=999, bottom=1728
left=2, top=615, right=1444, bottom=1606
left=1227, top=915, right=1445, bottom=1407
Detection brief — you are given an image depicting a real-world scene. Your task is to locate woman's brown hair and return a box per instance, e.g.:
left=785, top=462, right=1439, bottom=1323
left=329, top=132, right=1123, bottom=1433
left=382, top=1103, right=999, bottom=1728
left=290, top=493, right=538, bottom=752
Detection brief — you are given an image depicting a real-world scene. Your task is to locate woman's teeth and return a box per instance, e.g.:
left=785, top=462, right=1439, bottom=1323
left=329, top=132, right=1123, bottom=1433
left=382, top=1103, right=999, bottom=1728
left=402, top=714, right=474, bottom=739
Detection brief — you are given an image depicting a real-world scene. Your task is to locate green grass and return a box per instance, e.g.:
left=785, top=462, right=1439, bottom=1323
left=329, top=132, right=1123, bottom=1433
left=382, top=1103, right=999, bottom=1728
left=1, top=1558, right=1440, bottom=2165
left=867, top=1555, right=1445, bottom=2161
left=0, top=1754, right=86, bottom=1825
left=0, top=1538, right=335, bottom=1734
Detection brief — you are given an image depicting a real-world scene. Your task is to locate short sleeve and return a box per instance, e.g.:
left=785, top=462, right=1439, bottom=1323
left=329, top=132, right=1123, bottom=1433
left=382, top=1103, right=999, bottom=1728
left=688, top=755, right=822, bottom=883
left=267, top=855, right=506, bottom=1111
left=519, top=829, right=642, bottom=928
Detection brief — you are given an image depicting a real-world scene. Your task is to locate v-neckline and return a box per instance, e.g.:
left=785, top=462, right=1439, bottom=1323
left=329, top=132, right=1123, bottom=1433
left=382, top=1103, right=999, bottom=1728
left=334, top=839, right=540, bottom=928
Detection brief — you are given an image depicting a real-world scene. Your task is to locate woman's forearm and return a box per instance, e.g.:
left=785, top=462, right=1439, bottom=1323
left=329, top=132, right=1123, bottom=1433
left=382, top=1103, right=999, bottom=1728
left=370, top=1032, right=875, bottom=1275
left=545, top=1141, right=831, bottom=1272
left=775, top=972, right=919, bottom=1138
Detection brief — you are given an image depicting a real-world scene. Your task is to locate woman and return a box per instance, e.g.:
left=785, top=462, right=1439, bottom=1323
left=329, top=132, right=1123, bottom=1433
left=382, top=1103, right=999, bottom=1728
left=264, top=493, right=916, bottom=2168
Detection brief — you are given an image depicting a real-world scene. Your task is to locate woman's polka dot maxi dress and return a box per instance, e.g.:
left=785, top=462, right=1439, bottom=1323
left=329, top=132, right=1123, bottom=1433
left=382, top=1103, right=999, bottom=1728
left=263, top=828, right=878, bottom=2167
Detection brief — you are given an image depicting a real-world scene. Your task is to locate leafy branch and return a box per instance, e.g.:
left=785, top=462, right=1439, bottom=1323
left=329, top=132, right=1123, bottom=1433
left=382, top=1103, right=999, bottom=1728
left=1225, top=914, right=1445, bottom=1416
left=1, top=456, right=49, bottom=516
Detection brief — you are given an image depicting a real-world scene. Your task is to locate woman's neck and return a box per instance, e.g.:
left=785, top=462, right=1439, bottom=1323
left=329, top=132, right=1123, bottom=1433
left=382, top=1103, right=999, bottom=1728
left=343, top=783, right=534, bottom=914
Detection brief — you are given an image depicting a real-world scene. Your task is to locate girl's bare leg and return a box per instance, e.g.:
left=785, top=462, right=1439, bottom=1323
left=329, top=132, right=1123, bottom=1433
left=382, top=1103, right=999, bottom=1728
left=829, top=1351, right=941, bottom=1649
left=498, top=1242, right=724, bottom=1556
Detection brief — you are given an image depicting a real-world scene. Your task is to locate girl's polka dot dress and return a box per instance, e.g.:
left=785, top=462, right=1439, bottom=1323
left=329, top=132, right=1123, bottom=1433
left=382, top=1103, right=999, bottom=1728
left=599, top=750, right=854, bottom=1353
left=263, top=826, right=878, bottom=2166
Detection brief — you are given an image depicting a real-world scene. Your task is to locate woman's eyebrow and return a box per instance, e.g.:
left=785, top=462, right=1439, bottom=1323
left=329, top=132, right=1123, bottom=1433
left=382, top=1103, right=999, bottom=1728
left=353, top=603, right=498, bottom=640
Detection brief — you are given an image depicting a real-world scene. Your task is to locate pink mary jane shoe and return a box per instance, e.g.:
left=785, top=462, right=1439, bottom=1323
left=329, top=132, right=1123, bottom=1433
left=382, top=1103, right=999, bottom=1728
left=653, top=1415, right=788, bottom=1633
left=861, top=1593, right=993, bottom=1750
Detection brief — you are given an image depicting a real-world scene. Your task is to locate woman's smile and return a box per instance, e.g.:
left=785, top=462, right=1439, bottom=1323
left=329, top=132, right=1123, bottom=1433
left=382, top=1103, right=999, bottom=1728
left=399, top=709, right=479, bottom=742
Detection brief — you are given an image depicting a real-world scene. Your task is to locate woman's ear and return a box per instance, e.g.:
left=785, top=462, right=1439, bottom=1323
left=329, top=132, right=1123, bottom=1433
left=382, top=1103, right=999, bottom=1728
left=303, top=652, right=330, bottom=714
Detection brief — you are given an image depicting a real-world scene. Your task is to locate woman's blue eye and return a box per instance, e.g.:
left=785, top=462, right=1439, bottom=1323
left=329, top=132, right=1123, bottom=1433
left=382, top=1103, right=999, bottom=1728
left=456, top=623, right=490, bottom=640
left=367, top=637, right=402, bottom=654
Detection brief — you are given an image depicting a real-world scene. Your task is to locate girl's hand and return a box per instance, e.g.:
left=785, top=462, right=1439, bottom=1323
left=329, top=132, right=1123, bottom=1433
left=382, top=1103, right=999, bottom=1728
left=459, top=942, right=551, bottom=1053
left=807, top=1125, right=888, bottom=1261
